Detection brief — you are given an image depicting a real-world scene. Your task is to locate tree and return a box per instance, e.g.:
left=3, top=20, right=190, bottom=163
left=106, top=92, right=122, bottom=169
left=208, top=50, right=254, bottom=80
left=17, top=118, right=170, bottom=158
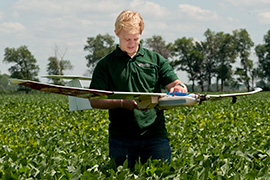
left=0, top=74, right=17, bottom=93
left=200, top=29, right=219, bottom=91
left=46, top=45, right=73, bottom=85
left=215, top=32, right=237, bottom=91
left=3, top=45, right=39, bottom=81
left=201, top=29, right=237, bottom=91
left=194, top=42, right=208, bottom=92
left=233, top=29, right=255, bottom=91
left=84, top=34, right=115, bottom=74
left=255, top=30, right=270, bottom=89
left=144, top=35, right=172, bottom=59
left=170, top=37, right=205, bottom=92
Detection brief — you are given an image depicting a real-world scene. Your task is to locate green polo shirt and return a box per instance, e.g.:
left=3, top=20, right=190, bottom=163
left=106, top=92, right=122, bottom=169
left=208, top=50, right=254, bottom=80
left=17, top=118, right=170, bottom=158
left=90, top=45, right=178, bottom=139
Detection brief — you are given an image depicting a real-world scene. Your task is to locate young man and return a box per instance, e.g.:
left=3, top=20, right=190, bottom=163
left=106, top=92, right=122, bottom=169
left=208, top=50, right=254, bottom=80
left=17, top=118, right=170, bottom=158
left=90, top=10, right=187, bottom=168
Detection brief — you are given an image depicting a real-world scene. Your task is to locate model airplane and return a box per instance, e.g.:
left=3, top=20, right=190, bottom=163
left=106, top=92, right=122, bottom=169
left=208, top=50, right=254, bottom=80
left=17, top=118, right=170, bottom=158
left=9, top=76, right=263, bottom=111
left=42, top=75, right=92, bottom=111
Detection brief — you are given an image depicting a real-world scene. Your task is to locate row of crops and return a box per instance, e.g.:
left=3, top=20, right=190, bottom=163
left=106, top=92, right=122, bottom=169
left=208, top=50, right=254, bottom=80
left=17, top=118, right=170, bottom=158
left=0, top=92, right=270, bottom=179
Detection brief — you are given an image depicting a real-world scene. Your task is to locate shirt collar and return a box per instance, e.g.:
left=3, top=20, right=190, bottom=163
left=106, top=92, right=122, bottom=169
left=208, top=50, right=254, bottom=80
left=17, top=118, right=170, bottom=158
left=115, top=44, right=145, bottom=57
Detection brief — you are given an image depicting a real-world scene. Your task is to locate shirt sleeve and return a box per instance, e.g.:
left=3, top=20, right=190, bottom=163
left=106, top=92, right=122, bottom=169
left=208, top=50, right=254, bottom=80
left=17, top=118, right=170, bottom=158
left=158, top=55, right=178, bottom=87
left=89, top=60, right=109, bottom=90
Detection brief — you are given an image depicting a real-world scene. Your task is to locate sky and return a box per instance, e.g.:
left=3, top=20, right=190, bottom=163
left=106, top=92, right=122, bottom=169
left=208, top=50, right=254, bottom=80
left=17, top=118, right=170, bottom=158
left=1, top=0, right=270, bottom=84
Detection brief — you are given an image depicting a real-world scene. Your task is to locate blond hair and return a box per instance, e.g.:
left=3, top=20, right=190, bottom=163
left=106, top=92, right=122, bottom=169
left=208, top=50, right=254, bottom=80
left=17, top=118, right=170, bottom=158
left=115, top=10, right=144, bottom=35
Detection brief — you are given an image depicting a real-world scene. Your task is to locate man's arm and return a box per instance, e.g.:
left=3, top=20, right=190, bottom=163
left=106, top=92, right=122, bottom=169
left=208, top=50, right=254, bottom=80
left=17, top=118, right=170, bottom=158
left=90, top=99, right=138, bottom=110
left=90, top=79, right=187, bottom=110
left=165, top=79, right=188, bottom=93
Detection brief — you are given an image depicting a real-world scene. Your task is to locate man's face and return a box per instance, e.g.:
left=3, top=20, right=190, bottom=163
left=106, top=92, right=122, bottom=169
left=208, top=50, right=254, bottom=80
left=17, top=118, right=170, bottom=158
left=116, top=28, right=141, bottom=58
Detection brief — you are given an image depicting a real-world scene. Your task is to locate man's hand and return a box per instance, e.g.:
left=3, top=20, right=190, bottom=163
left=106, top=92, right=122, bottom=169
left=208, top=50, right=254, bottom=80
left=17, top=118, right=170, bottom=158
left=166, top=80, right=188, bottom=93
left=169, top=83, right=188, bottom=93
left=122, top=100, right=139, bottom=110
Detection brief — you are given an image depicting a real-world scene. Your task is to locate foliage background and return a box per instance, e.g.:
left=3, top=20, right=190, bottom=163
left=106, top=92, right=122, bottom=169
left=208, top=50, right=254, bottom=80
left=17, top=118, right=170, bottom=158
left=0, top=92, right=269, bottom=179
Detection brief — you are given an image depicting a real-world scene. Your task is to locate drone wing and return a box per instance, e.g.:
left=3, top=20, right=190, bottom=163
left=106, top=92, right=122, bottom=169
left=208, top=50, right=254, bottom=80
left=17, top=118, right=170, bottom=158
left=10, top=79, right=112, bottom=98
left=207, top=88, right=262, bottom=98
left=10, top=79, right=263, bottom=110
left=9, top=79, right=166, bottom=109
left=205, top=87, right=263, bottom=103
left=42, top=75, right=92, bottom=80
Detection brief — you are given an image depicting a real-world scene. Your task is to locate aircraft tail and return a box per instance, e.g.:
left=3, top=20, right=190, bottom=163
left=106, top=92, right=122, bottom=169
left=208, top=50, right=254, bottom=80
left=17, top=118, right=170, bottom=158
left=67, top=79, right=92, bottom=111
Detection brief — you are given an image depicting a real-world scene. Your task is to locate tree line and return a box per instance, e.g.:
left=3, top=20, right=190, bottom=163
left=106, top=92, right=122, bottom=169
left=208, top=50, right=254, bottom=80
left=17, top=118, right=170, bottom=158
left=1, top=28, right=270, bottom=93
left=84, top=28, right=270, bottom=92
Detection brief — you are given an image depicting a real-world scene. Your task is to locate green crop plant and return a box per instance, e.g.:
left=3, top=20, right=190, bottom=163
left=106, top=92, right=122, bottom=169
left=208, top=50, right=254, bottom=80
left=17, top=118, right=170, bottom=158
left=0, top=92, right=269, bottom=179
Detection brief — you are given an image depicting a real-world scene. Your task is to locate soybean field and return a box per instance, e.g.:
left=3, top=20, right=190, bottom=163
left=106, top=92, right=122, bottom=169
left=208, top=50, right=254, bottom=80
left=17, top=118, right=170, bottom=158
left=0, top=92, right=270, bottom=179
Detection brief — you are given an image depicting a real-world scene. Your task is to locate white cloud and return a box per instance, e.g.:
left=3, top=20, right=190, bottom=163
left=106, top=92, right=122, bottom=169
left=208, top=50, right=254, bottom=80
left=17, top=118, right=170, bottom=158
left=11, top=11, right=20, bottom=18
left=36, top=17, right=75, bottom=31
left=127, top=0, right=174, bottom=40
left=147, top=21, right=168, bottom=30
left=14, top=0, right=61, bottom=14
left=0, top=22, right=26, bottom=33
left=11, top=0, right=125, bottom=38
left=227, top=17, right=235, bottom=22
left=0, top=12, right=4, bottom=20
left=258, top=12, right=270, bottom=25
left=14, top=0, right=125, bottom=15
left=225, top=0, right=270, bottom=6
left=178, top=4, right=218, bottom=21
left=130, top=0, right=169, bottom=18
left=0, top=0, right=268, bottom=81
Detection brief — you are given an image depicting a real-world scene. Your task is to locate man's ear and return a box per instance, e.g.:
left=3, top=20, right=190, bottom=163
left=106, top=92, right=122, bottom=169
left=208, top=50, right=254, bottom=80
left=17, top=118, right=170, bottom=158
left=114, top=30, right=119, bottom=37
